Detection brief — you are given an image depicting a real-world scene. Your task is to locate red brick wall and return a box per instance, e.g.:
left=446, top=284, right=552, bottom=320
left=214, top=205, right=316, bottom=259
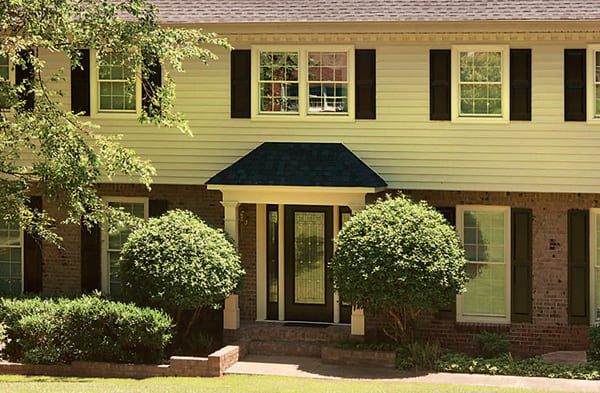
left=41, top=184, right=223, bottom=293
left=238, top=204, right=256, bottom=322
left=365, top=190, right=594, bottom=355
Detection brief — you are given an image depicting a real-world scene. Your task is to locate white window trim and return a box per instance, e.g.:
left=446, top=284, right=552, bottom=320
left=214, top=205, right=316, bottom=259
left=456, top=205, right=511, bottom=324
left=250, top=45, right=355, bottom=122
left=451, top=45, right=510, bottom=124
left=89, top=50, right=142, bottom=118
left=100, top=196, right=148, bottom=294
left=0, top=222, right=24, bottom=294
left=590, top=209, right=600, bottom=325
left=586, top=45, right=600, bottom=123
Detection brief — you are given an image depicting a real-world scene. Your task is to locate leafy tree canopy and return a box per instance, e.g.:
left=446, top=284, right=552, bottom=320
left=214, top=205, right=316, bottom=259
left=0, top=0, right=230, bottom=242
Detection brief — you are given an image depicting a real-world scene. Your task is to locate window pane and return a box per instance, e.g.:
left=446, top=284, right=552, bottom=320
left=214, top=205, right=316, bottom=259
left=0, top=56, right=9, bottom=80
left=98, top=54, right=136, bottom=112
left=0, top=218, right=21, bottom=294
left=462, top=210, right=506, bottom=318
left=294, top=212, right=325, bottom=304
left=306, top=51, right=348, bottom=113
left=459, top=51, right=502, bottom=117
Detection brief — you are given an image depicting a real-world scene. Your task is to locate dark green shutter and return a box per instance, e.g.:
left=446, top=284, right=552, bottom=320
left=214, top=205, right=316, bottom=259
left=568, top=209, right=589, bottom=324
left=230, top=49, right=251, bottom=118
left=511, top=208, right=533, bottom=322
left=23, top=196, right=43, bottom=293
left=149, top=199, right=168, bottom=217
left=71, top=49, right=90, bottom=116
left=430, top=50, right=451, bottom=120
left=355, top=49, right=376, bottom=119
left=81, top=221, right=101, bottom=292
left=15, top=50, right=35, bottom=111
left=142, top=54, right=162, bottom=113
left=510, top=49, right=532, bottom=121
left=436, top=206, right=456, bottom=320
left=564, top=49, right=586, bottom=121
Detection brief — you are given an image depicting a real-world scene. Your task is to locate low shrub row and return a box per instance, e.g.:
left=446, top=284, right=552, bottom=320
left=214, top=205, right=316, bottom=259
left=436, top=352, right=600, bottom=380
left=0, top=295, right=172, bottom=364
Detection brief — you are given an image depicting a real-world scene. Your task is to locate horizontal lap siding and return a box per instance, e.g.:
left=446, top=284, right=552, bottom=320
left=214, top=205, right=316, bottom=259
left=37, top=40, right=600, bottom=192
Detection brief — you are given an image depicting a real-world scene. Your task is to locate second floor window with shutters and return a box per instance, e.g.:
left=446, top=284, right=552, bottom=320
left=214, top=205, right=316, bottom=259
left=90, top=51, right=141, bottom=116
left=586, top=46, right=600, bottom=122
left=452, top=46, right=509, bottom=123
left=252, top=46, right=354, bottom=119
left=0, top=55, right=13, bottom=110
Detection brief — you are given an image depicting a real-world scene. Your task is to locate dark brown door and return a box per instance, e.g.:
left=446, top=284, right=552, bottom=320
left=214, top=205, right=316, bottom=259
left=284, top=205, right=333, bottom=322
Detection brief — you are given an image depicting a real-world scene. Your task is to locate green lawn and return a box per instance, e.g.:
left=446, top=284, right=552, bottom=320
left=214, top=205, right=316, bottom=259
left=0, top=374, right=565, bottom=393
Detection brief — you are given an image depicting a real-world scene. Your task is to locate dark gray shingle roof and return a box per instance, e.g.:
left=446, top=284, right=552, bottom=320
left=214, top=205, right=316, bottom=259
left=206, top=142, right=387, bottom=188
left=151, top=1, right=600, bottom=23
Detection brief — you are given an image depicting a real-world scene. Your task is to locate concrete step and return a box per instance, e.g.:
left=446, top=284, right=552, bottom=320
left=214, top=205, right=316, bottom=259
left=227, top=322, right=351, bottom=344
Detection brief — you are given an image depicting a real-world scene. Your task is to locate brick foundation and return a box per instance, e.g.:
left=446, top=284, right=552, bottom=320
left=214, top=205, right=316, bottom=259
left=365, top=190, right=596, bottom=355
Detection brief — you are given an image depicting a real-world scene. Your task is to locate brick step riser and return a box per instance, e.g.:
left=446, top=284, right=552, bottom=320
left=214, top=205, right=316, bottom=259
left=248, top=340, right=324, bottom=358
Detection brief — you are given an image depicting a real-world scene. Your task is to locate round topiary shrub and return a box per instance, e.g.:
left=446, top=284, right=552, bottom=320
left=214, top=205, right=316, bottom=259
left=330, top=195, right=468, bottom=342
left=120, top=209, right=245, bottom=337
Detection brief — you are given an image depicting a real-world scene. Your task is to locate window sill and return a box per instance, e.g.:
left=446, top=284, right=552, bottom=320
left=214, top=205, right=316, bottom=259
left=91, top=111, right=140, bottom=120
left=451, top=116, right=509, bottom=125
left=251, top=114, right=355, bottom=122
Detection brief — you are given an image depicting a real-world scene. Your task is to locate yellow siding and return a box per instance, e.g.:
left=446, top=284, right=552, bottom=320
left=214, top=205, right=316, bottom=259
left=38, top=29, right=600, bottom=193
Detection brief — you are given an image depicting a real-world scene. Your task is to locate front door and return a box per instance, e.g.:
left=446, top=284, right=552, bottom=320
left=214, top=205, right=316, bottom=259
left=284, top=205, right=333, bottom=322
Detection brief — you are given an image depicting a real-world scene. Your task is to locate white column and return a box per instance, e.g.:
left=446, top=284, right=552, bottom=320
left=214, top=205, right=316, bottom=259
left=222, top=201, right=240, bottom=330
left=256, top=204, right=267, bottom=321
left=333, top=205, right=340, bottom=324
left=349, top=204, right=366, bottom=336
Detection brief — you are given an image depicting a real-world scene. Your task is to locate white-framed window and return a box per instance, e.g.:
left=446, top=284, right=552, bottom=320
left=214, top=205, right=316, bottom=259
left=90, top=51, right=142, bottom=117
left=451, top=45, right=510, bottom=123
left=456, top=205, right=511, bottom=324
left=251, top=45, right=355, bottom=120
left=101, top=197, right=148, bottom=295
left=586, top=45, right=600, bottom=122
left=0, top=218, right=23, bottom=294
left=590, top=209, right=600, bottom=323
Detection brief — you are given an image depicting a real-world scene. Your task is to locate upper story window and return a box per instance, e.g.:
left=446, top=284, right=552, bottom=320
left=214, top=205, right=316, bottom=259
left=90, top=51, right=142, bottom=117
left=0, top=218, right=22, bottom=294
left=451, top=46, right=509, bottom=123
left=586, top=45, right=600, bottom=122
left=456, top=205, right=511, bottom=324
left=252, top=46, right=354, bottom=120
left=0, top=55, right=14, bottom=110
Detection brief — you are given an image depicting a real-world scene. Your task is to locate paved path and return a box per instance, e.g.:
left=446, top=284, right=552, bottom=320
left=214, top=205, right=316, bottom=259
left=226, top=355, right=600, bottom=392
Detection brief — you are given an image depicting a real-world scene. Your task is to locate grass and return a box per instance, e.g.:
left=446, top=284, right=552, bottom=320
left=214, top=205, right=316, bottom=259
left=0, top=374, right=569, bottom=393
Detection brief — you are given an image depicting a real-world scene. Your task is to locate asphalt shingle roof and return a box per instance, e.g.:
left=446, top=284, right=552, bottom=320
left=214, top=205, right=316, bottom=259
left=150, top=1, right=600, bottom=24
left=206, top=142, right=387, bottom=188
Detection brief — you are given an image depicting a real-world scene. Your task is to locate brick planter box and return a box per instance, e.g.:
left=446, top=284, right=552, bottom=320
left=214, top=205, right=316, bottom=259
left=321, top=346, right=396, bottom=368
left=0, top=344, right=244, bottom=378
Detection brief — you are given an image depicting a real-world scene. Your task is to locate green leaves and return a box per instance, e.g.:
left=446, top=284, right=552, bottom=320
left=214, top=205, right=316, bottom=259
left=0, top=0, right=230, bottom=242
left=330, top=195, right=468, bottom=339
left=119, top=209, right=245, bottom=313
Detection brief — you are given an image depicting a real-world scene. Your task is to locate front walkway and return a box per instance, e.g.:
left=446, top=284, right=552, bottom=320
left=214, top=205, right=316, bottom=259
left=226, top=355, right=600, bottom=393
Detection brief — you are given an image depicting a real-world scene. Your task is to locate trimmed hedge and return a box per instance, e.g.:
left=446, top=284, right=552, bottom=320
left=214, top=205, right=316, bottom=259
left=0, top=295, right=172, bottom=364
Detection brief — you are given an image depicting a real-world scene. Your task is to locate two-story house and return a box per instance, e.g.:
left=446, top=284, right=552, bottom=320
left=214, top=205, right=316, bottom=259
left=5, top=0, right=600, bottom=355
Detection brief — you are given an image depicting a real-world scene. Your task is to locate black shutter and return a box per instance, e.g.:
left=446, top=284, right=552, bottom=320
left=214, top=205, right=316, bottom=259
left=355, top=49, right=376, bottom=119
left=430, top=50, right=451, bottom=120
left=510, top=49, right=532, bottom=121
left=23, top=196, right=43, bottom=293
left=436, top=206, right=456, bottom=320
left=142, top=55, right=162, bottom=113
left=564, top=49, right=586, bottom=121
left=230, top=49, right=251, bottom=118
left=511, top=208, right=533, bottom=322
left=15, top=50, right=35, bottom=111
left=149, top=199, right=168, bottom=217
left=81, top=222, right=101, bottom=292
left=71, top=49, right=90, bottom=116
left=568, top=209, right=589, bottom=325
